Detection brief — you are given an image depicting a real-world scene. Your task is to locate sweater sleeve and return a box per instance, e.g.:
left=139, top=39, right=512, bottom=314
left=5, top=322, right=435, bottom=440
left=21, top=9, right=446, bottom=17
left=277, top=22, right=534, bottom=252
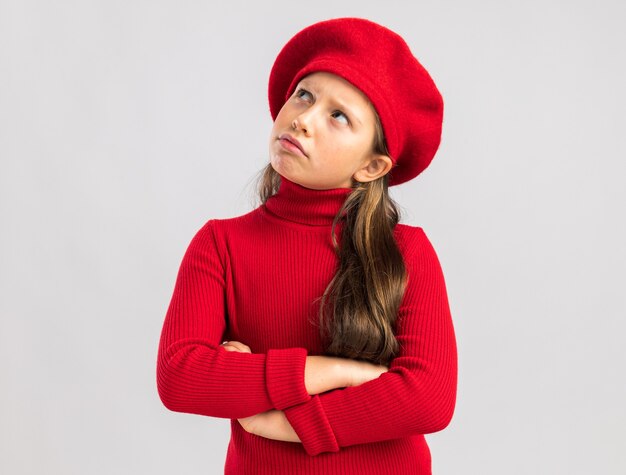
left=156, top=219, right=312, bottom=419
left=282, top=227, right=458, bottom=456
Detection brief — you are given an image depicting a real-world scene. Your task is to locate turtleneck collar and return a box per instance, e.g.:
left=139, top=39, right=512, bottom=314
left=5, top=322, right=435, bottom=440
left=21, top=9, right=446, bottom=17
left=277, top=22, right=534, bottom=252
left=263, top=175, right=354, bottom=226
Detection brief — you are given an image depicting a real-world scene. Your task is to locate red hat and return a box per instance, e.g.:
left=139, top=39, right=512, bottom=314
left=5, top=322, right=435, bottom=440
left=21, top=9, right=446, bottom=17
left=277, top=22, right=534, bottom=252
left=268, top=17, right=444, bottom=186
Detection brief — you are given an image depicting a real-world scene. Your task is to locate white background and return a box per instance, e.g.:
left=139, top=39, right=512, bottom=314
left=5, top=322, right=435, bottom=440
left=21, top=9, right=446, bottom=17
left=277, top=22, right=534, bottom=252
left=1, top=1, right=625, bottom=473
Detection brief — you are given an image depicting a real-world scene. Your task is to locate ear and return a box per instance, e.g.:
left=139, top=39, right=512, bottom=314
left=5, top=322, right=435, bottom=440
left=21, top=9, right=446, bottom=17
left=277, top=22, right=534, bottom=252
left=352, top=154, right=394, bottom=183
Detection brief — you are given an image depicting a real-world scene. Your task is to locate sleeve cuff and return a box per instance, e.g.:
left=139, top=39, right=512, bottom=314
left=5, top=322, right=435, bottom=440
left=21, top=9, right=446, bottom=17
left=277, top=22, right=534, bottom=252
left=265, top=347, right=311, bottom=410
left=283, top=395, right=339, bottom=456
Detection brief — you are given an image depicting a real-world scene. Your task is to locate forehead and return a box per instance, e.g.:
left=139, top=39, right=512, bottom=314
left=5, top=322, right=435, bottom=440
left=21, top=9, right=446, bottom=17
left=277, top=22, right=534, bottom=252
left=297, top=71, right=374, bottom=110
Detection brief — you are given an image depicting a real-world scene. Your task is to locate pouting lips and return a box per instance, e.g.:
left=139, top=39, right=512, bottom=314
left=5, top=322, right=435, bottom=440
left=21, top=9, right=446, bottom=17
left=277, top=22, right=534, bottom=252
left=279, top=133, right=307, bottom=157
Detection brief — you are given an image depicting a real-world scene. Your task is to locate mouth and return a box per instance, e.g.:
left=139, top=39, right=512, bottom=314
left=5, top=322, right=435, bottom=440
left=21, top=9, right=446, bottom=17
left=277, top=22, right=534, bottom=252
left=278, top=133, right=307, bottom=157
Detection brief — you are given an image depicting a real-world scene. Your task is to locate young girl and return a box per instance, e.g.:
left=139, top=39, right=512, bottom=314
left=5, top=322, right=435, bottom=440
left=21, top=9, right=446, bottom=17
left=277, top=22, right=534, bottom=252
left=157, top=17, right=458, bottom=475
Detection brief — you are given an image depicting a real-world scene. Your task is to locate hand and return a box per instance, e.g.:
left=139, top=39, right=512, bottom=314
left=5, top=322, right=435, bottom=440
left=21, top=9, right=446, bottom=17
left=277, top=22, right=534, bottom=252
left=237, top=413, right=258, bottom=433
left=346, top=359, right=389, bottom=387
left=238, top=409, right=300, bottom=443
left=219, top=340, right=252, bottom=353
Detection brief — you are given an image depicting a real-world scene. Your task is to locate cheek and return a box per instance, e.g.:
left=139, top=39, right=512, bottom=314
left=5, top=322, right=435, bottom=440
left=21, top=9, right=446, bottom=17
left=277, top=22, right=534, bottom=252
left=334, top=136, right=365, bottom=156
left=270, top=106, right=290, bottom=135
left=273, top=104, right=289, bottom=124
left=277, top=100, right=300, bottom=118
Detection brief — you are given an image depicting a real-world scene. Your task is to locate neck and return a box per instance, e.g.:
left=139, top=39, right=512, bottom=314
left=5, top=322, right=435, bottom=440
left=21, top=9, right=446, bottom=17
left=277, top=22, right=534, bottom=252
left=263, top=175, right=354, bottom=226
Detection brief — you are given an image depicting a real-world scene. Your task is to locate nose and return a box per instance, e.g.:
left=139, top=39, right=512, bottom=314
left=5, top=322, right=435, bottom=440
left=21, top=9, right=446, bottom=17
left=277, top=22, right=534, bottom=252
left=292, top=117, right=308, bottom=134
left=292, top=108, right=314, bottom=135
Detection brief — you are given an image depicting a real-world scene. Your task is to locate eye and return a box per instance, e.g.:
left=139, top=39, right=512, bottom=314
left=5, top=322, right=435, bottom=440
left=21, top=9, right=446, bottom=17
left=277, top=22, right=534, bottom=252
left=331, top=110, right=350, bottom=125
left=294, top=88, right=313, bottom=102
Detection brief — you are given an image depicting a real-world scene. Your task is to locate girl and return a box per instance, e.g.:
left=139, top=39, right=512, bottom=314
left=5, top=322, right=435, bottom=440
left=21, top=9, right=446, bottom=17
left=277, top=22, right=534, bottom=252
left=157, top=17, right=458, bottom=475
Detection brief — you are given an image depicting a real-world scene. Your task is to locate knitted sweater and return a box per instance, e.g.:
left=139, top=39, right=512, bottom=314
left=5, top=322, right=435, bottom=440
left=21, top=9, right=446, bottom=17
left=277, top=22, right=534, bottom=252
left=156, top=175, right=458, bottom=474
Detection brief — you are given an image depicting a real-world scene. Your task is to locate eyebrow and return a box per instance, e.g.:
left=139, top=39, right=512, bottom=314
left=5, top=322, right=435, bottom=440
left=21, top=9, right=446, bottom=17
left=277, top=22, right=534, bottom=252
left=298, top=80, right=364, bottom=126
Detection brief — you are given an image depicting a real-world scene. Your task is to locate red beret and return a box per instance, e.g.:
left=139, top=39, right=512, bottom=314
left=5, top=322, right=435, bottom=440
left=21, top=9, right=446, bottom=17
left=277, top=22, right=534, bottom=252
left=268, top=17, right=444, bottom=186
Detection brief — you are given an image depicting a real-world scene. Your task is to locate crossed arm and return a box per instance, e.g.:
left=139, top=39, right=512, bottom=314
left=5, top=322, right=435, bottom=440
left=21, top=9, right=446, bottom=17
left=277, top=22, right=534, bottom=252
left=221, top=340, right=388, bottom=444
left=227, top=229, right=457, bottom=455
left=157, top=221, right=457, bottom=455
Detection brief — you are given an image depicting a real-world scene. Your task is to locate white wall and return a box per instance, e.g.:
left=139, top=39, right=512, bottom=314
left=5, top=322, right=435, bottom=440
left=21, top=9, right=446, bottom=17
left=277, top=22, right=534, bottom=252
left=1, top=0, right=624, bottom=473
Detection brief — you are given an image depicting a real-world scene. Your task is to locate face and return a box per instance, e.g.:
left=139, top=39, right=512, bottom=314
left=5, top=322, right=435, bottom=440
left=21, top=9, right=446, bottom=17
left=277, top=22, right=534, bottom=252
left=269, top=71, right=392, bottom=190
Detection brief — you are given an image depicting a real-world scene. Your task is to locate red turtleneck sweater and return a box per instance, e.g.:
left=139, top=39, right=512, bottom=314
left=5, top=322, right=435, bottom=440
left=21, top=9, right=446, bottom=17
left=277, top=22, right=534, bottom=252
left=156, top=176, right=457, bottom=474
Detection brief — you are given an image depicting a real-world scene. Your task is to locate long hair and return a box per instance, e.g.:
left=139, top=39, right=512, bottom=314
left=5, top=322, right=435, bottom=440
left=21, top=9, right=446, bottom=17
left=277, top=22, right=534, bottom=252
left=253, top=113, right=407, bottom=366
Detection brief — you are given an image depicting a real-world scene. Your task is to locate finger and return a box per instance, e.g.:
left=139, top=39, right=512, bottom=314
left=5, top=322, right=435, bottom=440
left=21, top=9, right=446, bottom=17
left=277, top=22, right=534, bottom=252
left=220, top=341, right=252, bottom=353
left=229, top=341, right=251, bottom=352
